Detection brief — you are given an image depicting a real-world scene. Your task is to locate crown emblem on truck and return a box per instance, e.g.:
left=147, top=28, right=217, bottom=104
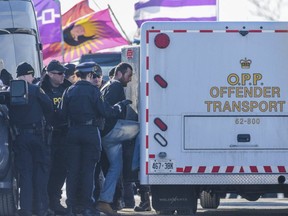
left=240, top=58, right=252, bottom=69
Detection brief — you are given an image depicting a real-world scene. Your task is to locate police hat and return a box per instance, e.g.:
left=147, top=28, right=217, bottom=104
left=16, top=62, right=35, bottom=77
left=64, top=63, right=76, bottom=77
left=47, top=60, right=67, bottom=72
left=76, top=62, right=99, bottom=73
left=92, top=64, right=103, bottom=78
left=94, top=64, right=102, bottom=76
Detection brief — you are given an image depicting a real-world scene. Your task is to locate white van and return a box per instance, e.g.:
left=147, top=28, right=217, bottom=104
left=0, top=0, right=42, bottom=79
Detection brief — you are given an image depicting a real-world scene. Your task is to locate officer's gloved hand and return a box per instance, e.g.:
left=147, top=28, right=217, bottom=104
left=120, top=99, right=132, bottom=106
left=115, top=99, right=132, bottom=113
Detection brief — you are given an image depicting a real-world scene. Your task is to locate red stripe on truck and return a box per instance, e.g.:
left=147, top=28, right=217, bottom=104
left=146, top=83, right=149, bottom=96
left=250, top=166, right=258, bottom=173
left=146, top=56, right=149, bottom=70
left=184, top=166, right=192, bottom=173
left=174, top=30, right=187, bottom=33
left=264, top=166, right=272, bottom=173
left=200, top=30, right=213, bottom=33
left=278, top=166, right=286, bottom=173
left=275, top=30, right=288, bottom=33
left=212, top=166, right=220, bottom=173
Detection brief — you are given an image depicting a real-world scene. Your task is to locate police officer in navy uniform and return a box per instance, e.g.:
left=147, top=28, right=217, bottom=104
left=9, top=62, right=53, bottom=216
left=39, top=60, right=71, bottom=215
left=59, top=62, right=131, bottom=216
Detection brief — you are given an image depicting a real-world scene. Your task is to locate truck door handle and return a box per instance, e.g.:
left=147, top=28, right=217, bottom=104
left=237, top=134, right=250, bottom=142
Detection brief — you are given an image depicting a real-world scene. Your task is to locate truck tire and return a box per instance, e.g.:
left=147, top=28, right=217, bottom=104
left=200, top=191, right=220, bottom=209
left=0, top=172, right=18, bottom=216
left=241, top=193, right=261, bottom=201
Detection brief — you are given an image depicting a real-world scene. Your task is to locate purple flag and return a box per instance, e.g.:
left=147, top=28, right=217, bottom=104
left=43, top=9, right=129, bottom=64
left=33, top=0, right=61, bottom=44
left=134, top=0, right=217, bottom=28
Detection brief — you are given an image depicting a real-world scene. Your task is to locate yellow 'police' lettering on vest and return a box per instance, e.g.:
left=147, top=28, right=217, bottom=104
left=53, top=97, right=62, bottom=106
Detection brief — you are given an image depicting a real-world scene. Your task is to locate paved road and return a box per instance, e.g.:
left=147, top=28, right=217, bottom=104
left=116, top=198, right=288, bottom=216
left=61, top=192, right=288, bottom=216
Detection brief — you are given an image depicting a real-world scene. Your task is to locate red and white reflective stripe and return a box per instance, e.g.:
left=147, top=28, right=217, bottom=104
left=175, top=166, right=288, bottom=173
left=149, top=29, right=288, bottom=34
left=145, top=32, right=150, bottom=175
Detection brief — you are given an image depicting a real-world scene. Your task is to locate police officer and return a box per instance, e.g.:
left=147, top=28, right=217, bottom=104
left=64, top=63, right=79, bottom=84
left=59, top=62, right=131, bottom=216
left=39, top=60, right=71, bottom=215
left=91, top=63, right=106, bottom=89
left=9, top=62, right=53, bottom=216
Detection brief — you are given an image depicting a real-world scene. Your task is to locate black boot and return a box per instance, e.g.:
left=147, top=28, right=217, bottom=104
left=134, top=192, right=151, bottom=212
left=65, top=208, right=76, bottom=216
left=49, top=200, right=67, bottom=215
left=82, top=208, right=100, bottom=216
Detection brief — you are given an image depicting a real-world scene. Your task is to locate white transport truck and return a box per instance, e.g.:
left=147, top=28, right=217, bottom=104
left=129, top=21, right=288, bottom=214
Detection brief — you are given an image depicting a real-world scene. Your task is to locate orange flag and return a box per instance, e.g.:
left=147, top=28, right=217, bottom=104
left=62, top=0, right=94, bottom=28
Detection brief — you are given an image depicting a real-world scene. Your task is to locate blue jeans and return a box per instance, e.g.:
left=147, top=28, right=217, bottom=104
left=99, top=120, right=139, bottom=203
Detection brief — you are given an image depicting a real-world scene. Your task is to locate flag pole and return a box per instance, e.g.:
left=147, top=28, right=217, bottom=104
left=90, top=0, right=102, bottom=10
left=55, top=0, right=65, bottom=63
left=107, top=4, right=131, bottom=44
left=217, top=0, right=220, bottom=21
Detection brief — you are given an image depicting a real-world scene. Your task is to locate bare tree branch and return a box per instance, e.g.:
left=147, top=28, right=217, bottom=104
left=248, top=0, right=288, bottom=21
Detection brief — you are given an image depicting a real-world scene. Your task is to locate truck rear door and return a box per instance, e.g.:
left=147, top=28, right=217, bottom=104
left=140, top=22, right=288, bottom=185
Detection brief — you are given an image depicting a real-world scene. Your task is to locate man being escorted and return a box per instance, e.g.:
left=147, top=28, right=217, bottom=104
left=9, top=62, right=53, bottom=216
left=39, top=60, right=71, bottom=214
left=96, top=62, right=139, bottom=216
left=59, top=62, right=130, bottom=216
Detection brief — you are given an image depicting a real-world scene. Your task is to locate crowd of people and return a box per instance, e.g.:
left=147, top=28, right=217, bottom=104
left=0, top=59, right=151, bottom=216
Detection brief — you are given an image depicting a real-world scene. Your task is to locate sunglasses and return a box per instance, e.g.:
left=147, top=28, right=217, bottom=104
left=50, top=72, right=64, bottom=75
left=93, top=74, right=101, bottom=79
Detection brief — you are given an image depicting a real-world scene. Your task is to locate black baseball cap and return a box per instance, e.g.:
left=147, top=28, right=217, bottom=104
left=16, top=62, right=35, bottom=77
left=64, top=63, right=76, bottom=77
left=47, top=60, right=67, bottom=72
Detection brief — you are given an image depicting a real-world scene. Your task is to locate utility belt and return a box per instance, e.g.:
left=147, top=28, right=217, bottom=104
left=69, top=118, right=105, bottom=130
left=12, top=121, right=53, bottom=146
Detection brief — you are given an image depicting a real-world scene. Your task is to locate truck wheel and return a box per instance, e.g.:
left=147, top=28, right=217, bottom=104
left=200, top=191, right=220, bottom=209
left=0, top=175, right=18, bottom=216
left=242, top=193, right=261, bottom=201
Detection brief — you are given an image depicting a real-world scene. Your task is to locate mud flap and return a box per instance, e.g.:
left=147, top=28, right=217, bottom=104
left=151, top=185, right=198, bottom=214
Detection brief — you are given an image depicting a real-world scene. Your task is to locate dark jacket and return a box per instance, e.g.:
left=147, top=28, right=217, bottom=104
left=59, top=80, right=120, bottom=125
left=9, top=83, right=53, bottom=127
left=39, top=74, right=71, bottom=129
left=100, top=79, right=126, bottom=136
left=0, top=69, right=13, bottom=86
